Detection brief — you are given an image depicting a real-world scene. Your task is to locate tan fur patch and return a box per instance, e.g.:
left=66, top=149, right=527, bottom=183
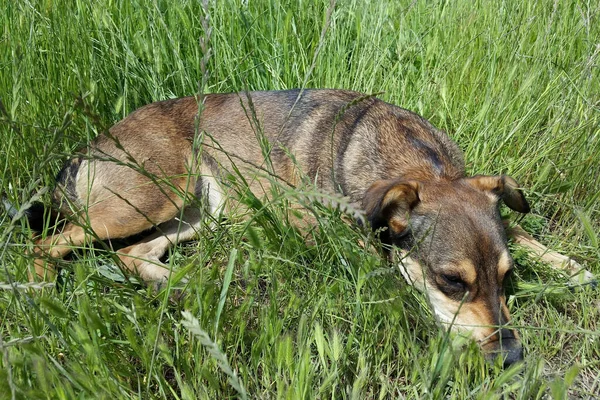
left=381, top=183, right=419, bottom=209
left=394, top=250, right=425, bottom=290
left=457, top=260, right=477, bottom=286
left=497, top=251, right=512, bottom=281
left=429, top=297, right=497, bottom=342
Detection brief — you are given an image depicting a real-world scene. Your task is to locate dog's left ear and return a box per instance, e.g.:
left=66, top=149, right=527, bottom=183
left=464, top=175, right=530, bottom=213
left=362, top=179, right=421, bottom=236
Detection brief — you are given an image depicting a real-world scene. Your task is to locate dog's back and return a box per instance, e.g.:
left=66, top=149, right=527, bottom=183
left=86, top=90, right=465, bottom=207
left=205, top=90, right=466, bottom=198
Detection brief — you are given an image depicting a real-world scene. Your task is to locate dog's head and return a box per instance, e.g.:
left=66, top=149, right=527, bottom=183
left=363, top=175, right=529, bottom=366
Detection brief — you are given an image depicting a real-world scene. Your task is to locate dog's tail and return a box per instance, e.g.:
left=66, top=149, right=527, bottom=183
left=2, top=195, right=58, bottom=234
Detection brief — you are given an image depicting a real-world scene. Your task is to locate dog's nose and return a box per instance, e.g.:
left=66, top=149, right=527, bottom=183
left=482, top=334, right=523, bottom=367
left=501, top=343, right=524, bottom=367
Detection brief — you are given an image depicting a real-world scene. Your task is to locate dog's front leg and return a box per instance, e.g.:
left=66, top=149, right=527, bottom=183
left=505, top=224, right=595, bottom=285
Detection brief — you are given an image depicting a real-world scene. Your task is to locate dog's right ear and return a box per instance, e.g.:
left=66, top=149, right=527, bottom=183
left=362, top=180, right=420, bottom=237
left=464, top=175, right=530, bottom=214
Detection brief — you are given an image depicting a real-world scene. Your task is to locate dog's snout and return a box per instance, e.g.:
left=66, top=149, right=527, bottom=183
left=501, top=344, right=524, bottom=367
left=483, top=339, right=523, bottom=367
left=482, top=330, right=523, bottom=367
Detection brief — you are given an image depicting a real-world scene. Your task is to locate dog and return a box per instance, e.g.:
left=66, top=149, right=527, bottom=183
left=24, top=89, right=591, bottom=367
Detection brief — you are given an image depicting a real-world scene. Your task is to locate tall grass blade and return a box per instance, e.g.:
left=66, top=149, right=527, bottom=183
left=181, top=311, right=247, bottom=400
left=574, top=207, right=598, bottom=249
left=215, top=248, right=237, bottom=336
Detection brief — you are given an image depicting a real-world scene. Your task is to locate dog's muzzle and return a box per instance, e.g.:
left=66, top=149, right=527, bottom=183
left=481, top=329, right=523, bottom=367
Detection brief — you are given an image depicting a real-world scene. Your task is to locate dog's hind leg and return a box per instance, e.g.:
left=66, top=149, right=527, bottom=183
left=31, top=208, right=157, bottom=281
left=32, top=223, right=86, bottom=281
left=506, top=224, right=595, bottom=285
left=115, top=207, right=203, bottom=282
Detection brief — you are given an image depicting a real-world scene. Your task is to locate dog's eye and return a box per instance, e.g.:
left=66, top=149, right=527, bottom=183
left=441, top=274, right=466, bottom=290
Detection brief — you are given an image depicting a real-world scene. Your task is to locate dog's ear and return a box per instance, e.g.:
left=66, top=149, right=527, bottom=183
left=464, top=175, right=530, bottom=213
left=362, top=180, right=420, bottom=236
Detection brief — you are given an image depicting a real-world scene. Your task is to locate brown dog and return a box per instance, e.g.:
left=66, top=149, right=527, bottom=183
left=28, top=89, right=591, bottom=366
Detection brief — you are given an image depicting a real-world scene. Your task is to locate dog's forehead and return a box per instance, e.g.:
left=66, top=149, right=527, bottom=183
left=416, top=184, right=501, bottom=226
left=419, top=182, right=503, bottom=228
left=411, top=182, right=508, bottom=268
left=419, top=180, right=495, bottom=206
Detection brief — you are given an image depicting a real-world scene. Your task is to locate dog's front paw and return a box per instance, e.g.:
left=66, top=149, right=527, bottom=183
left=565, top=260, right=596, bottom=287
left=540, top=252, right=595, bottom=287
left=554, top=257, right=596, bottom=287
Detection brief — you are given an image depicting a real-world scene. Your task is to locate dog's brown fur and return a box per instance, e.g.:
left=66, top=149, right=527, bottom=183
left=30, top=89, right=591, bottom=366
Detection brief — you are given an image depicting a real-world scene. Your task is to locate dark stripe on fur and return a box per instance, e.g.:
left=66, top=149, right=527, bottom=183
left=55, top=156, right=82, bottom=206
left=335, top=102, right=374, bottom=195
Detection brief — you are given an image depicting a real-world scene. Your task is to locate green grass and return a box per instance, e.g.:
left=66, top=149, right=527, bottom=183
left=1, top=0, right=599, bottom=398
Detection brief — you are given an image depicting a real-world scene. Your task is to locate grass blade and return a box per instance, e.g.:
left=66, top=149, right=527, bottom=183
left=215, top=248, right=237, bottom=336
left=574, top=207, right=598, bottom=249
left=181, top=311, right=247, bottom=400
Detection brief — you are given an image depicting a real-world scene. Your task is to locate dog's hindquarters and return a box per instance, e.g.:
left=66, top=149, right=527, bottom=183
left=32, top=101, right=215, bottom=281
